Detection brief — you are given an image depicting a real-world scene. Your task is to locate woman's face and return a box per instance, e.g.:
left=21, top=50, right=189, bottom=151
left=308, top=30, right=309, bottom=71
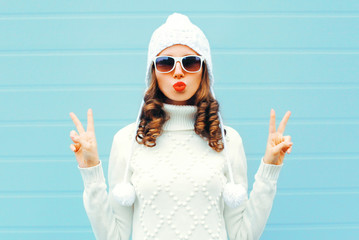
left=154, top=44, right=203, bottom=105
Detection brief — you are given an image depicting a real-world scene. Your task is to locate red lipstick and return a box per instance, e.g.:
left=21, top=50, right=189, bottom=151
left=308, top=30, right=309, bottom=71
left=173, top=81, right=186, bottom=92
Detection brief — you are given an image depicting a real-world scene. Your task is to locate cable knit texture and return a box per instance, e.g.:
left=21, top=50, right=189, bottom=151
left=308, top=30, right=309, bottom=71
left=78, top=103, right=283, bottom=240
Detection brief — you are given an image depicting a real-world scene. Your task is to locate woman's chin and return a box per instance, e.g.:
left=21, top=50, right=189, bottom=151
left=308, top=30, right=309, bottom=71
left=164, top=97, right=191, bottom=105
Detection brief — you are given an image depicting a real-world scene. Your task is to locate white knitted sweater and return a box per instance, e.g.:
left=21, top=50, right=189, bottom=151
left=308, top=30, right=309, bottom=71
left=78, top=103, right=283, bottom=240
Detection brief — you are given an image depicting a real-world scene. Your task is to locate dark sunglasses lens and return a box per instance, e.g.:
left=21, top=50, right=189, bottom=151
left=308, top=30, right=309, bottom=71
left=156, top=57, right=174, bottom=72
left=183, top=56, right=201, bottom=72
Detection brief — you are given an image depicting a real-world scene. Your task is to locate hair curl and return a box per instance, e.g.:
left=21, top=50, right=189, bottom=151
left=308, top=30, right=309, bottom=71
left=136, top=62, right=226, bottom=152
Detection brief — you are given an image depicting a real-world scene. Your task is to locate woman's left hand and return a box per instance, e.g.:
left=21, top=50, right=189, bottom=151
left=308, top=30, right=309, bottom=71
left=263, top=109, right=293, bottom=165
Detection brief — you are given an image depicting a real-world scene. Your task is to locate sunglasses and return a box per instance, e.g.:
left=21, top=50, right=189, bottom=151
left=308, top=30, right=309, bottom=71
left=153, top=55, right=204, bottom=73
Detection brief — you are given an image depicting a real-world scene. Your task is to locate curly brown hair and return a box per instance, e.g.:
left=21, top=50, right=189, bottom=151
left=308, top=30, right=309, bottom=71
left=135, top=62, right=226, bottom=152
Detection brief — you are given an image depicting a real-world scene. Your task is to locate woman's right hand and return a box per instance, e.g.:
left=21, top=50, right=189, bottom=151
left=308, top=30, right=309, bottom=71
left=69, top=108, right=100, bottom=168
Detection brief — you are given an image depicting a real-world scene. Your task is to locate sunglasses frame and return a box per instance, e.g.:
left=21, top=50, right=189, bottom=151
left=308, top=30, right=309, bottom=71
left=153, top=55, right=204, bottom=73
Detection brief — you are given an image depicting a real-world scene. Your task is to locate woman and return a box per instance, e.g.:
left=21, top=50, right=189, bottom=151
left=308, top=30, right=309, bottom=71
left=69, top=13, right=293, bottom=240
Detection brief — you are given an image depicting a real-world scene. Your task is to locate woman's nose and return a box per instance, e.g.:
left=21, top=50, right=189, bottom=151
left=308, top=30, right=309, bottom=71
left=173, top=61, right=184, bottom=78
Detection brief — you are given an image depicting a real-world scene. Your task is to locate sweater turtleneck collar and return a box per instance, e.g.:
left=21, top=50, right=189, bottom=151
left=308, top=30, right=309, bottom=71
left=162, top=103, right=197, bottom=131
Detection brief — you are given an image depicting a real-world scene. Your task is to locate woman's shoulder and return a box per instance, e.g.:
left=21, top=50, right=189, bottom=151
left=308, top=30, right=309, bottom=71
left=113, top=121, right=138, bottom=142
left=223, top=124, right=243, bottom=143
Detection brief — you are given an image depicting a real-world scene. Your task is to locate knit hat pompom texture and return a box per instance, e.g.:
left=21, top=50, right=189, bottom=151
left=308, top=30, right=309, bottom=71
left=112, top=13, right=246, bottom=209
left=145, top=12, right=214, bottom=88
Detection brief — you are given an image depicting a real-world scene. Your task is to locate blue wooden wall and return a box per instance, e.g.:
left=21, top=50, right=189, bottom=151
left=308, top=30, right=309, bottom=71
left=0, top=1, right=358, bottom=239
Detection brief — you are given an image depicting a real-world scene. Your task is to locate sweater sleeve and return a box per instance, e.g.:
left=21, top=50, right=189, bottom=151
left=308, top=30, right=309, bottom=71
left=78, top=130, right=134, bottom=240
left=223, top=128, right=283, bottom=240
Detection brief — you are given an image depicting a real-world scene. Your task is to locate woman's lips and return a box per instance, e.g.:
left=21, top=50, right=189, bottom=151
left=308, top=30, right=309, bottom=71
left=173, top=81, right=186, bottom=92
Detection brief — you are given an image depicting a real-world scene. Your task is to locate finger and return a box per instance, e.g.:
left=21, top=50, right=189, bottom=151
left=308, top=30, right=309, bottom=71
left=269, top=109, right=276, bottom=134
left=69, top=112, right=86, bottom=134
left=287, top=145, right=293, bottom=154
left=69, top=131, right=87, bottom=150
left=87, top=108, right=95, bottom=133
left=70, top=143, right=81, bottom=152
left=274, top=133, right=284, bottom=145
left=70, top=130, right=80, bottom=143
left=71, top=133, right=86, bottom=148
left=70, top=144, right=76, bottom=152
left=277, top=111, right=291, bottom=134
left=283, top=137, right=293, bottom=153
left=273, top=141, right=293, bottom=154
left=283, top=135, right=291, bottom=142
left=283, top=135, right=292, bottom=153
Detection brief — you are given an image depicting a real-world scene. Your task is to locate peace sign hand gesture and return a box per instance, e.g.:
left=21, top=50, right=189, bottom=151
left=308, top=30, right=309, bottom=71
left=263, top=109, right=293, bottom=165
left=69, top=109, right=100, bottom=168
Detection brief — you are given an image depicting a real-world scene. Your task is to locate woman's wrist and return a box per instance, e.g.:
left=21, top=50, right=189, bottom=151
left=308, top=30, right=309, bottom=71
left=79, top=159, right=100, bottom=168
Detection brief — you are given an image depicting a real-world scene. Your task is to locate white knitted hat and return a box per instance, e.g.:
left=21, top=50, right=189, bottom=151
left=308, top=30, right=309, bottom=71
left=145, top=12, right=214, bottom=88
left=112, top=13, right=246, bottom=209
